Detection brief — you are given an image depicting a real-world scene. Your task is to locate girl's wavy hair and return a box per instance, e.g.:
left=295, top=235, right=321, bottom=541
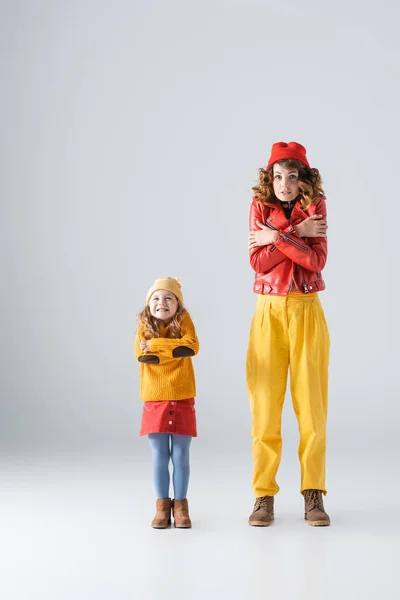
left=137, top=300, right=186, bottom=339
left=252, top=159, right=324, bottom=209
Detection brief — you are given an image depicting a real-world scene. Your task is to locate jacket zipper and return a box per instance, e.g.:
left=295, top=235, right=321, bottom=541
left=279, top=231, right=308, bottom=251
left=265, top=221, right=308, bottom=252
left=265, top=221, right=277, bottom=252
left=301, top=267, right=309, bottom=294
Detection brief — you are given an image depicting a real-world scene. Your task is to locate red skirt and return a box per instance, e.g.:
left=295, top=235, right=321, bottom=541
left=140, top=398, right=197, bottom=437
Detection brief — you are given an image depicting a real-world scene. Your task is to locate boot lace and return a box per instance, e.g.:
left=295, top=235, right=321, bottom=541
left=305, top=489, right=323, bottom=510
left=255, top=496, right=272, bottom=508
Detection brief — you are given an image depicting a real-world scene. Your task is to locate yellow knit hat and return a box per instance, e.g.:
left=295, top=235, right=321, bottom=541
left=146, top=277, right=183, bottom=305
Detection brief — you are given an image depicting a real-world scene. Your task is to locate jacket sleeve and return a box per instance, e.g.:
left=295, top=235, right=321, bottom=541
left=249, top=199, right=288, bottom=273
left=148, top=312, right=199, bottom=359
left=273, top=198, right=328, bottom=272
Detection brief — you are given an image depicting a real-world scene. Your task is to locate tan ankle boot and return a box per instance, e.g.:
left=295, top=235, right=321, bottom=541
left=248, top=495, right=274, bottom=527
left=172, top=499, right=192, bottom=528
left=151, top=498, right=172, bottom=529
left=303, top=489, right=330, bottom=526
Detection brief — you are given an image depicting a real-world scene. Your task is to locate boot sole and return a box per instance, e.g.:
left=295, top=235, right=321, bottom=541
left=174, top=523, right=192, bottom=528
left=305, top=517, right=330, bottom=527
left=248, top=517, right=274, bottom=527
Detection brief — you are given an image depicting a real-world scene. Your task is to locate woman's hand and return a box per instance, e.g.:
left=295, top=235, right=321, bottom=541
left=295, top=215, right=328, bottom=238
left=140, top=340, right=151, bottom=352
left=248, top=222, right=279, bottom=249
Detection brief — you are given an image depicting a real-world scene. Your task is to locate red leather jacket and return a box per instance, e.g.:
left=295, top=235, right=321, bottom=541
left=249, top=196, right=327, bottom=295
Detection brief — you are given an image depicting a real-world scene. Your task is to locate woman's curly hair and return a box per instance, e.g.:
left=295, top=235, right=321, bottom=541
left=137, top=301, right=186, bottom=339
left=252, top=159, right=324, bottom=210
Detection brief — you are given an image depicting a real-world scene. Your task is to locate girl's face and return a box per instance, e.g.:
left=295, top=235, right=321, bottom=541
left=272, top=163, right=300, bottom=202
left=149, top=289, right=178, bottom=321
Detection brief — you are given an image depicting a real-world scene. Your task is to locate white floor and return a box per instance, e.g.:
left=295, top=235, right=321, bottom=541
left=0, top=449, right=398, bottom=600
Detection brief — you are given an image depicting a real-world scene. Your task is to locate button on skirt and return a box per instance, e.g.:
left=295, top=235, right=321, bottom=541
left=140, top=398, right=197, bottom=436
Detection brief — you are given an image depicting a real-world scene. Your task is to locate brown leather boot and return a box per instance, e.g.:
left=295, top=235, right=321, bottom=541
left=172, top=499, right=192, bottom=528
left=248, top=496, right=274, bottom=527
left=303, top=489, right=330, bottom=526
left=151, top=498, right=172, bottom=529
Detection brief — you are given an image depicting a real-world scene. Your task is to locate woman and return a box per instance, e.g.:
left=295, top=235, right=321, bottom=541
left=247, top=141, right=331, bottom=527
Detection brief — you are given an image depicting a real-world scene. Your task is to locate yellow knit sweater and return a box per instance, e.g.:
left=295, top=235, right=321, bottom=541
left=134, top=311, right=199, bottom=401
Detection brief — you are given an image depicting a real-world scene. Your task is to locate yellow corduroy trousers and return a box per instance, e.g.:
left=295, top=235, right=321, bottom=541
left=246, top=291, right=330, bottom=497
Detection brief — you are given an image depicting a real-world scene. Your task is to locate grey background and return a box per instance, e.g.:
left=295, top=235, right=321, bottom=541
left=1, top=1, right=400, bottom=599
left=2, top=0, right=399, bottom=457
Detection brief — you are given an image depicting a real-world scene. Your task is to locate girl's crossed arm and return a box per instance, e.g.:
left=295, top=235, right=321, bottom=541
left=147, top=312, right=199, bottom=359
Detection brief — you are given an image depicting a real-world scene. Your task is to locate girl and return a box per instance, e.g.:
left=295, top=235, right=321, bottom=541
left=135, top=277, right=199, bottom=529
left=247, top=141, right=331, bottom=527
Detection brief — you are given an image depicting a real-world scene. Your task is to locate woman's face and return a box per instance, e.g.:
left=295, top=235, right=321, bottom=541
left=149, top=289, right=178, bottom=321
left=272, top=163, right=300, bottom=202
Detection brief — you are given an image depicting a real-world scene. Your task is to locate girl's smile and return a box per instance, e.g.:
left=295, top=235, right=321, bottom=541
left=149, top=289, right=178, bottom=321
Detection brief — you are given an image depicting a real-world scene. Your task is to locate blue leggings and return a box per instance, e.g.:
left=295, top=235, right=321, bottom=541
left=148, top=434, right=192, bottom=500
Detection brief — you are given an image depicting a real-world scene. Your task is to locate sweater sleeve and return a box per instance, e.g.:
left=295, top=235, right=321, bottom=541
left=134, top=326, right=162, bottom=364
left=148, top=312, right=199, bottom=358
left=273, top=198, right=328, bottom=272
left=134, top=329, right=144, bottom=359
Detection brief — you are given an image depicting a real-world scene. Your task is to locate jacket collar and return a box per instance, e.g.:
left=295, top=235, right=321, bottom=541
left=266, top=199, right=308, bottom=227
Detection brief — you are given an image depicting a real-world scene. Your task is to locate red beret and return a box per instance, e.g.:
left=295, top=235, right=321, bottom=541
left=267, top=141, right=310, bottom=169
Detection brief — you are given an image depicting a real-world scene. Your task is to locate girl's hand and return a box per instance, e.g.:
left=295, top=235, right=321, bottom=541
left=248, top=222, right=279, bottom=249
left=295, top=215, right=328, bottom=238
left=140, top=340, right=151, bottom=352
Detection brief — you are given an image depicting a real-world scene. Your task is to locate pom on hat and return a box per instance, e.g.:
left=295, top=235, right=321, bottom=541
left=146, top=277, right=183, bottom=305
left=266, top=141, right=310, bottom=169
